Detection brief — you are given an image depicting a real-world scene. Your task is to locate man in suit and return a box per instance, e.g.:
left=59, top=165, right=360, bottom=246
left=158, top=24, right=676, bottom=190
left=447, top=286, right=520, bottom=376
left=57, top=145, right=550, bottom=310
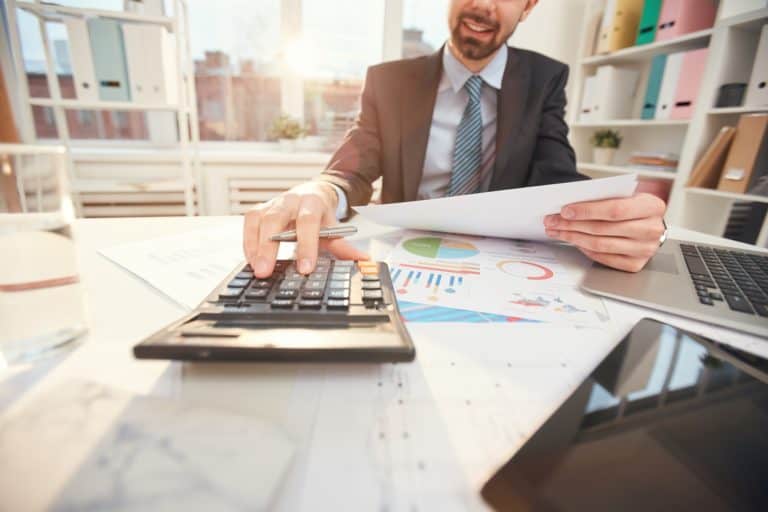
left=244, top=0, right=666, bottom=277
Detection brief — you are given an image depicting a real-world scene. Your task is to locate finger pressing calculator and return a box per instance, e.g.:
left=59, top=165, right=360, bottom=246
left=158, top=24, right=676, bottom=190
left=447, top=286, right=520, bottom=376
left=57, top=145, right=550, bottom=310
left=133, top=258, right=415, bottom=362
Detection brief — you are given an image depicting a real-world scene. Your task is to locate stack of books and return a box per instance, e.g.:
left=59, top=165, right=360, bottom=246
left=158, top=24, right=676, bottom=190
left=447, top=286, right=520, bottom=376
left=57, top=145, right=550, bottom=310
left=628, top=152, right=679, bottom=173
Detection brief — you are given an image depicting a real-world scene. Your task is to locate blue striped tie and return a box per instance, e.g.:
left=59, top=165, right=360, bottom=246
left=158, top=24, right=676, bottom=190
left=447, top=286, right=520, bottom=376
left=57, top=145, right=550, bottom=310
left=448, top=75, right=484, bottom=196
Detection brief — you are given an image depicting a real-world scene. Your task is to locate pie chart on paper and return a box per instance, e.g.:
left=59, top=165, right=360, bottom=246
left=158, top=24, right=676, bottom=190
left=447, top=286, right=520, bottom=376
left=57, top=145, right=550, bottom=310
left=402, top=237, right=479, bottom=259
left=496, top=260, right=554, bottom=280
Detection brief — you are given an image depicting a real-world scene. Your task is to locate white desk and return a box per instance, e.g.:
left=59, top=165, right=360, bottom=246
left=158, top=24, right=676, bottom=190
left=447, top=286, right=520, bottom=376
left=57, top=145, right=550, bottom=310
left=1, top=215, right=766, bottom=511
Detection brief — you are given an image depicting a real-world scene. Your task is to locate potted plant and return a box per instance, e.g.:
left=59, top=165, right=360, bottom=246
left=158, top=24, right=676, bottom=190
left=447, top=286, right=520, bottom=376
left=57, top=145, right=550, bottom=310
left=590, top=129, right=622, bottom=165
left=269, top=115, right=305, bottom=151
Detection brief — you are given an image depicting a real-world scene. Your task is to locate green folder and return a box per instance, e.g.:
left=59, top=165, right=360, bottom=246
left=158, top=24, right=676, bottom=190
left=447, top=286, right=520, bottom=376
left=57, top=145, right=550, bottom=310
left=642, top=54, right=667, bottom=119
left=636, top=0, right=663, bottom=46
left=88, top=19, right=131, bottom=102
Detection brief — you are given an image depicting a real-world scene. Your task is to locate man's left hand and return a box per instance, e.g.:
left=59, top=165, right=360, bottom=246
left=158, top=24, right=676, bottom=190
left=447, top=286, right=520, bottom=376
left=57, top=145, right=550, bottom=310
left=544, top=193, right=667, bottom=273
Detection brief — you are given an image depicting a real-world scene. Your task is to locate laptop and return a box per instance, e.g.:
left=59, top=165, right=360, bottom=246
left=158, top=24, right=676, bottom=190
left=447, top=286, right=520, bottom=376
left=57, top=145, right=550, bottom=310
left=581, top=239, right=768, bottom=338
left=482, top=318, right=768, bottom=511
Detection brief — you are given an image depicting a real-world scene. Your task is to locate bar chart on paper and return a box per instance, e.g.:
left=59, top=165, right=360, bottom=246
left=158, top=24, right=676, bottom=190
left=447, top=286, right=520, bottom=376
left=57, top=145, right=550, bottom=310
left=388, top=231, right=609, bottom=326
left=390, top=267, right=467, bottom=301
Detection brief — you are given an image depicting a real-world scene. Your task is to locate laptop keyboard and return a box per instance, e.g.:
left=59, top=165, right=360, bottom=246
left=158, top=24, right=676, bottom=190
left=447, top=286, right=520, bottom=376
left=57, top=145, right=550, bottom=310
left=681, top=244, right=768, bottom=317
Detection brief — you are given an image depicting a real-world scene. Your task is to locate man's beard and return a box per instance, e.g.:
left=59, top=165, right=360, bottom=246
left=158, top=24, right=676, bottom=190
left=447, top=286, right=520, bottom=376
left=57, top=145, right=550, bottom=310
left=450, top=12, right=511, bottom=61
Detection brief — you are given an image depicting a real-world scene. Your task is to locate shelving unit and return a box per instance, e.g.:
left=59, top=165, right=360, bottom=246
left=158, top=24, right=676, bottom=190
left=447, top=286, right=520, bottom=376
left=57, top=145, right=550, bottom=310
left=580, top=28, right=713, bottom=66
left=578, top=162, right=677, bottom=180
left=570, top=0, right=768, bottom=247
left=572, top=119, right=689, bottom=128
left=5, top=0, right=201, bottom=217
left=687, top=187, right=768, bottom=205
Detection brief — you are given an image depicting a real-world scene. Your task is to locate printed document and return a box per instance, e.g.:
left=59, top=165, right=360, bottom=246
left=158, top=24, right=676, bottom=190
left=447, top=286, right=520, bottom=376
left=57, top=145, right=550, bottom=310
left=387, top=231, right=608, bottom=326
left=355, top=174, right=638, bottom=240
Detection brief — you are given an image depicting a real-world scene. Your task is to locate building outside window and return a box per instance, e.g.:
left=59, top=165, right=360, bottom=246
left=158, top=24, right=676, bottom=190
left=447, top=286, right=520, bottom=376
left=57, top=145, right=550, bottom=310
left=7, top=0, right=396, bottom=149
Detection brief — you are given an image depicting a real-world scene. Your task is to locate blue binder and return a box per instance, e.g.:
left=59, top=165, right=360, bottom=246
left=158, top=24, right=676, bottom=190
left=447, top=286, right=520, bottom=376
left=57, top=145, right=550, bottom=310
left=87, top=19, right=131, bottom=101
left=642, top=54, right=667, bottom=119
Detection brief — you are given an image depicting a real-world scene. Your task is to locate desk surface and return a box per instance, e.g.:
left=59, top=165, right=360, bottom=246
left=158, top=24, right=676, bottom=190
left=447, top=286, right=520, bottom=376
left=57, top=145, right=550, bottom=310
left=2, top=216, right=766, bottom=511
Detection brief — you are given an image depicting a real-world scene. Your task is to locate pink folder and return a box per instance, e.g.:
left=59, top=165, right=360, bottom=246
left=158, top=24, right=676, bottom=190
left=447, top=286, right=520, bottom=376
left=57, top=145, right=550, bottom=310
left=671, top=48, right=709, bottom=120
left=656, top=0, right=716, bottom=42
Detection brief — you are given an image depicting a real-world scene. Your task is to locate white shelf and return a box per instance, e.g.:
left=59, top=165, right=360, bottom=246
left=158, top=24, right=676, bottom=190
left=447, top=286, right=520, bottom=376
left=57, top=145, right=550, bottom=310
left=718, top=7, right=768, bottom=30
left=580, top=29, right=713, bottom=66
left=16, top=1, right=175, bottom=28
left=578, top=163, right=676, bottom=180
left=708, top=105, right=768, bottom=115
left=29, top=97, right=182, bottom=112
left=686, top=187, right=768, bottom=204
left=572, top=119, right=690, bottom=128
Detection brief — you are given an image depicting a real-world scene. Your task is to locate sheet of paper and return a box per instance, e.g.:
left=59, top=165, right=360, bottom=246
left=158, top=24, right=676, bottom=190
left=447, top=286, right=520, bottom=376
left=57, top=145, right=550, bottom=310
left=386, top=231, right=608, bottom=326
left=0, top=380, right=296, bottom=512
left=354, top=174, right=638, bottom=240
left=99, top=223, right=294, bottom=310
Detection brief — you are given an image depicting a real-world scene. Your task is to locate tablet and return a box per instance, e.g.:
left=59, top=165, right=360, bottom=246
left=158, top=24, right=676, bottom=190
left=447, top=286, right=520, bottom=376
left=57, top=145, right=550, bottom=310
left=482, top=318, right=768, bottom=511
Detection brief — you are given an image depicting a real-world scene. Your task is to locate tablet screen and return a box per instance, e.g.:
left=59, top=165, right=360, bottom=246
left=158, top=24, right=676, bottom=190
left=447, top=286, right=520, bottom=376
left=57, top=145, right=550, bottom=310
left=482, top=318, right=768, bottom=512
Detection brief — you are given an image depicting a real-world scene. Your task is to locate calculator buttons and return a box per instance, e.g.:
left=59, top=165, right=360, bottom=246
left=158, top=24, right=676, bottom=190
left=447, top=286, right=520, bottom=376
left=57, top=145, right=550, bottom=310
left=362, top=290, right=383, bottom=300
left=327, top=299, right=350, bottom=310
left=328, top=289, right=350, bottom=299
left=270, top=299, right=294, bottom=309
left=219, top=288, right=242, bottom=300
left=276, top=289, right=299, bottom=300
left=245, top=288, right=269, bottom=300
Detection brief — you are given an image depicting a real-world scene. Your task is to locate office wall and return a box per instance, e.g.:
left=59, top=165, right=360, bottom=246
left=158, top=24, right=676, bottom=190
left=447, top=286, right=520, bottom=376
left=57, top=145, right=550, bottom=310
left=509, top=0, right=591, bottom=121
left=509, top=0, right=590, bottom=67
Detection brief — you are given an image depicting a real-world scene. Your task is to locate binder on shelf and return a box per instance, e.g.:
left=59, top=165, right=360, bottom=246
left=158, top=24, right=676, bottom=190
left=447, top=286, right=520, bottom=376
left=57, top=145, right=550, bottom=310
left=596, top=0, right=644, bottom=54
left=745, top=24, right=768, bottom=107
left=122, top=24, right=178, bottom=105
left=635, top=0, right=663, bottom=46
left=656, top=0, right=716, bottom=42
left=579, top=75, right=598, bottom=122
left=87, top=19, right=131, bottom=102
left=655, top=52, right=684, bottom=120
left=671, top=48, right=709, bottom=120
left=641, top=54, right=667, bottom=120
left=717, top=114, right=768, bottom=194
left=64, top=18, right=97, bottom=102
left=591, top=65, right=640, bottom=120
left=687, top=126, right=736, bottom=189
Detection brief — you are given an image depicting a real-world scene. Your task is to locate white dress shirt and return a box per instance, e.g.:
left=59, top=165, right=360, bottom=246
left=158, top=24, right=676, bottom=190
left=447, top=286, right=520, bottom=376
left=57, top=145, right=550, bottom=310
left=333, top=44, right=508, bottom=218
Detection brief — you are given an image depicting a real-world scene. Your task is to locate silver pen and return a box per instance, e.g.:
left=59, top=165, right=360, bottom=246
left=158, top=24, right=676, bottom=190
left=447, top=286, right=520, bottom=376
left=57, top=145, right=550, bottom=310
left=269, top=225, right=358, bottom=242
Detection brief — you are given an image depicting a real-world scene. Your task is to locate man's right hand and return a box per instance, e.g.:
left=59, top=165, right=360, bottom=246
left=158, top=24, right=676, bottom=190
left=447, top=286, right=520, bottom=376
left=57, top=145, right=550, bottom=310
left=243, top=181, right=369, bottom=278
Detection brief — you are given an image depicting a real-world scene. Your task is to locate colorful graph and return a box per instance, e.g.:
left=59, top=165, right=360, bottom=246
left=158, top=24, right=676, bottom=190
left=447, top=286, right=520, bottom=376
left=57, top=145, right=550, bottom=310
left=398, top=260, right=480, bottom=275
left=403, top=237, right=479, bottom=259
left=397, top=301, right=541, bottom=324
left=509, top=294, right=586, bottom=314
left=496, top=260, right=554, bottom=280
left=391, top=267, right=465, bottom=300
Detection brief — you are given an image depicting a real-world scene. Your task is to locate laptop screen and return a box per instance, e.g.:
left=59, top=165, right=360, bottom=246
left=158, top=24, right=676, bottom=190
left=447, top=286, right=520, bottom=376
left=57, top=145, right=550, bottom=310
left=482, top=318, right=768, bottom=512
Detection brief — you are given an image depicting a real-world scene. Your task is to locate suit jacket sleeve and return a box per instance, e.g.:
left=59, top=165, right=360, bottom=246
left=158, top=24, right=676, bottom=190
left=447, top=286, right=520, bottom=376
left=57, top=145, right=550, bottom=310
left=525, top=65, right=589, bottom=186
left=315, top=66, right=382, bottom=207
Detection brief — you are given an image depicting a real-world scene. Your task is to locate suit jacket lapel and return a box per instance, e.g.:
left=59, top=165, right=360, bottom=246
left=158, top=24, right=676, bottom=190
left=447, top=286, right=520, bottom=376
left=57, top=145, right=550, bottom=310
left=491, top=47, right=530, bottom=190
left=400, top=47, right=443, bottom=201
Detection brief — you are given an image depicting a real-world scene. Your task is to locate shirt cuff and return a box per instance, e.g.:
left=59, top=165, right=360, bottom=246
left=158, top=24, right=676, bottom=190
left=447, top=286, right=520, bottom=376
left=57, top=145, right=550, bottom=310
left=329, top=183, right=349, bottom=220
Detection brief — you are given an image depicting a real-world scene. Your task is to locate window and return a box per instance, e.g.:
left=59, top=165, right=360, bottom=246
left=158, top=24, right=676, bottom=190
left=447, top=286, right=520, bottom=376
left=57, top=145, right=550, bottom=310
left=189, top=0, right=386, bottom=149
left=13, top=5, right=150, bottom=141
left=402, top=0, right=450, bottom=58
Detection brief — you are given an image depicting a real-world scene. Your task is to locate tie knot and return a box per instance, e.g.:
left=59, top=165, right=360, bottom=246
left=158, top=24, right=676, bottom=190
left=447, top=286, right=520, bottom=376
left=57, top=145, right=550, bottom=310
left=465, top=75, right=483, bottom=102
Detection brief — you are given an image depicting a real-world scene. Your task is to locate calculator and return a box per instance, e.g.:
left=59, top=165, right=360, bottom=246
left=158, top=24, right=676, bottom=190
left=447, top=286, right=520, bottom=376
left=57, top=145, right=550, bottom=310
left=133, top=258, right=415, bottom=362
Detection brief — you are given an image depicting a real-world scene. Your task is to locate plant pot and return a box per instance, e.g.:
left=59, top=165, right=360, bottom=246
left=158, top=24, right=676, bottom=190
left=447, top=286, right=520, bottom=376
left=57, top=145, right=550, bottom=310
left=593, top=147, right=616, bottom=166
left=278, top=138, right=297, bottom=152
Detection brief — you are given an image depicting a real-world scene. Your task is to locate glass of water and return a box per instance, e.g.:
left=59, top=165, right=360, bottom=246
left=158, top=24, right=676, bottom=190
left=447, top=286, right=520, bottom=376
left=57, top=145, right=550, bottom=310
left=0, top=144, right=87, bottom=366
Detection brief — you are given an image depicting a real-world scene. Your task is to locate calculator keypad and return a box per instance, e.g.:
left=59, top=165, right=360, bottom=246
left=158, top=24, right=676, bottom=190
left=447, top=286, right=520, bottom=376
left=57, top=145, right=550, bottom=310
left=213, top=259, right=388, bottom=314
